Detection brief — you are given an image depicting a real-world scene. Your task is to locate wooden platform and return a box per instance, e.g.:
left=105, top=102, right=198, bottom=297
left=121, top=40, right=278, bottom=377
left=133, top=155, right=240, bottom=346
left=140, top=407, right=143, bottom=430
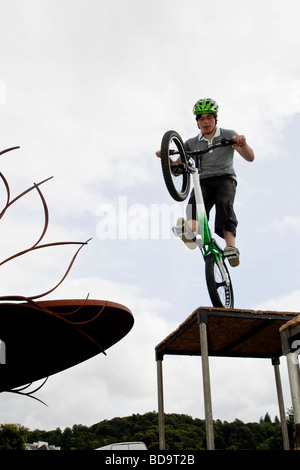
left=155, top=306, right=300, bottom=360
left=155, top=307, right=300, bottom=450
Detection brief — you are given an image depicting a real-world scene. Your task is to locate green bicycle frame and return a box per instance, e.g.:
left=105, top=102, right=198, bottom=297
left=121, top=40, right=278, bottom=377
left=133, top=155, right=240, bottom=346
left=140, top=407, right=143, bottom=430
left=191, top=170, right=223, bottom=261
left=191, top=167, right=232, bottom=290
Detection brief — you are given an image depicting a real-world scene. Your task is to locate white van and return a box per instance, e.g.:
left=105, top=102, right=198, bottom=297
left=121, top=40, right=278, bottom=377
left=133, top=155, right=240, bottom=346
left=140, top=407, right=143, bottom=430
left=96, top=441, right=147, bottom=450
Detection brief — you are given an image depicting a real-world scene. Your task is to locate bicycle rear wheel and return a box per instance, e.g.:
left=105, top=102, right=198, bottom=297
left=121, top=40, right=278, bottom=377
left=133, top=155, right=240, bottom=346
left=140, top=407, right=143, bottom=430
left=205, top=253, right=234, bottom=308
left=160, top=130, right=190, bottom=201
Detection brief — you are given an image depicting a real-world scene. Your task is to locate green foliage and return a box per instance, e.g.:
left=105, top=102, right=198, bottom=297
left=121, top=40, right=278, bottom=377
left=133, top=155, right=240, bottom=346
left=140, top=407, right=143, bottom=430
left=1, top=411, right=293, bottom=450
left=0, top=423, right=29, bottom=450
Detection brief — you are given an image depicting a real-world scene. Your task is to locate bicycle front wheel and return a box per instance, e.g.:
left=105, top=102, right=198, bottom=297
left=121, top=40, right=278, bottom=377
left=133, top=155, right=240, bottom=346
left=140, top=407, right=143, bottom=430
left=160, top=130, right=190, bottom=201
left=205, top=254, right=234, bottom=309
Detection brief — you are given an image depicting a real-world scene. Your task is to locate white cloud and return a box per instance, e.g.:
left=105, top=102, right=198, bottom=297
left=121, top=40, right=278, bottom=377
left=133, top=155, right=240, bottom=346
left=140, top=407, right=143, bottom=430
left=272, top=216, right=300, bottom=235
left=253, top=290, right=300, bottom=313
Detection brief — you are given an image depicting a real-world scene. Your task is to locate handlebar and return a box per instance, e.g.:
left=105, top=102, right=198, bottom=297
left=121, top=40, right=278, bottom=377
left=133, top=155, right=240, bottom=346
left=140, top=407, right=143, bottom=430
left=187, top=138, right=234, bottom=157
left=169, top=138, right=234, bottom=158
left=168, top=137, right=235, bottom=175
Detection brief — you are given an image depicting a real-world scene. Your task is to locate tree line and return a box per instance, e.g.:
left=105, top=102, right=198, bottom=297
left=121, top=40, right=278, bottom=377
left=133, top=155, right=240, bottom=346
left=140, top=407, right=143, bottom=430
left=0, top=410, right=295, bottom=450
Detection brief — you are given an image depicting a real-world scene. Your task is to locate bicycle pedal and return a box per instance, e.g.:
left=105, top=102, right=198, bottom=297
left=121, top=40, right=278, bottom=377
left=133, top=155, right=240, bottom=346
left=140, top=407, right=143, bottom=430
left=223, top=251, right=234, bottom=257
left=224, top=248, right=239, bottom=257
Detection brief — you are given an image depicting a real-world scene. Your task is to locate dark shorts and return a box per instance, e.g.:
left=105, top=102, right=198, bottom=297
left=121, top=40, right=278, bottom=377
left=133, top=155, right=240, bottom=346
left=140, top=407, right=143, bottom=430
left=186, top=175, right=238, bottom=239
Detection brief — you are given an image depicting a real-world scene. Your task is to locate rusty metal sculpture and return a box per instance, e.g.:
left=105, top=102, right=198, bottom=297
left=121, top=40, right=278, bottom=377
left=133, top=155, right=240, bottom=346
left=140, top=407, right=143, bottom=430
left=0, top=146, right=91, bottom=299
left=0, top=147, right=134, bottom=404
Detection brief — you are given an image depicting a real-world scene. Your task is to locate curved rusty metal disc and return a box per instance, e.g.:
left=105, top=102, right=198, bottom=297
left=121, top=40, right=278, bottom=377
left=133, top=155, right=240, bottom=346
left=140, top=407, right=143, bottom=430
left=0, top=299, right=134, bottom=392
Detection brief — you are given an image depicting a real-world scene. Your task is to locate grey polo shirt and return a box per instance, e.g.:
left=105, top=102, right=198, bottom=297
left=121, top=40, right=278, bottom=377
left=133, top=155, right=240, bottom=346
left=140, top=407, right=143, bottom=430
left=184, top=127, right=238, bottom=179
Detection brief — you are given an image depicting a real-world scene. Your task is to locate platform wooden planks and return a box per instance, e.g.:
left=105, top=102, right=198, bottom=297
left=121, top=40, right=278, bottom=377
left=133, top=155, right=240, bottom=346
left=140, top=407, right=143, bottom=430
left=155, top=307, right=300, bottom=360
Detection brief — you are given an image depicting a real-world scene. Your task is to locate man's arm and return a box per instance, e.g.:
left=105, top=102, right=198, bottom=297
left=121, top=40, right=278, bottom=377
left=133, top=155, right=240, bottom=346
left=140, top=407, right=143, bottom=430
left=232, top=135, right=255, bottom=162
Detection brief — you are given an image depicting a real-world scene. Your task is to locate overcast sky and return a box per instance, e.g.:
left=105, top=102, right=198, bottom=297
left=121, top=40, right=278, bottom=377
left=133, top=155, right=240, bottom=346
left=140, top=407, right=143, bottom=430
left=1, top=0, right=300, bottom=435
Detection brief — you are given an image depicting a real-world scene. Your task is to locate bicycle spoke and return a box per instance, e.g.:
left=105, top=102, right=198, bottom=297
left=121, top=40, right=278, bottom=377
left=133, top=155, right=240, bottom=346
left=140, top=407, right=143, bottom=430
left=205, top=253, right=234, bottom=308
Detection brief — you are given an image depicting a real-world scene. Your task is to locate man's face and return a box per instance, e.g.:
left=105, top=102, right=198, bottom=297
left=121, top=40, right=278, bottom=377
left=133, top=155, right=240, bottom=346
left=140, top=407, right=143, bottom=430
left=197, top=113, right=217, bottom=135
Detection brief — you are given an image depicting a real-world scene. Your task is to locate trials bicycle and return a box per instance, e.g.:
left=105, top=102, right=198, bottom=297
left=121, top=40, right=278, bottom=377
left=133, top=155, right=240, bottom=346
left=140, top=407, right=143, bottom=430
left=160, top=130, right=235, bottom=309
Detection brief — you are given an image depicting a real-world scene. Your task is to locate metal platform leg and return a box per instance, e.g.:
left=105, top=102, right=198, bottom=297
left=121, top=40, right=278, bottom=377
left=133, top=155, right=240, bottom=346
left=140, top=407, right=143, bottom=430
left=286, top=351, right=300, bottom=449
left=280, top=323, right=300, bottom=450
left=272, top=357, right=290, bottom=450
left=198, top=312, right=215, bottom=450
left=156, top=358, right=166, bottom=450
left=0, top=340, right=6, bottom=364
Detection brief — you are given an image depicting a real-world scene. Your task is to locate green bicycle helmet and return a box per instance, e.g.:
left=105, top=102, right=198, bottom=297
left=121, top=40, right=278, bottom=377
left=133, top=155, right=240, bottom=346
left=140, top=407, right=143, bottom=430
left=193, top=98, right=218, bottom=115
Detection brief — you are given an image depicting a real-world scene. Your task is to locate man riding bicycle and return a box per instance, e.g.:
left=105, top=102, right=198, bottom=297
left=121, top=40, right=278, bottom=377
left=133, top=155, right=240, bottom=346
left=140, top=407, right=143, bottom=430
left=157, top=98, right=255, bottom=267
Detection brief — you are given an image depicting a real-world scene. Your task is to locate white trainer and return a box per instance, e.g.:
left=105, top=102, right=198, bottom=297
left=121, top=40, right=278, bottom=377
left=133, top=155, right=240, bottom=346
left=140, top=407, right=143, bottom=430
left=224, top=246, right=240, bottom=267
left=172, top=218, right=198, bottom=250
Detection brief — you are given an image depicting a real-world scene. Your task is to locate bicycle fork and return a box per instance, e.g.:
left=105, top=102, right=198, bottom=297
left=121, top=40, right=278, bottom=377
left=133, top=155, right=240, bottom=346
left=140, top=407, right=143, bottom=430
left=215, top=257, right=231, bottom=288
left=202, top=242, right=231, bottom=288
